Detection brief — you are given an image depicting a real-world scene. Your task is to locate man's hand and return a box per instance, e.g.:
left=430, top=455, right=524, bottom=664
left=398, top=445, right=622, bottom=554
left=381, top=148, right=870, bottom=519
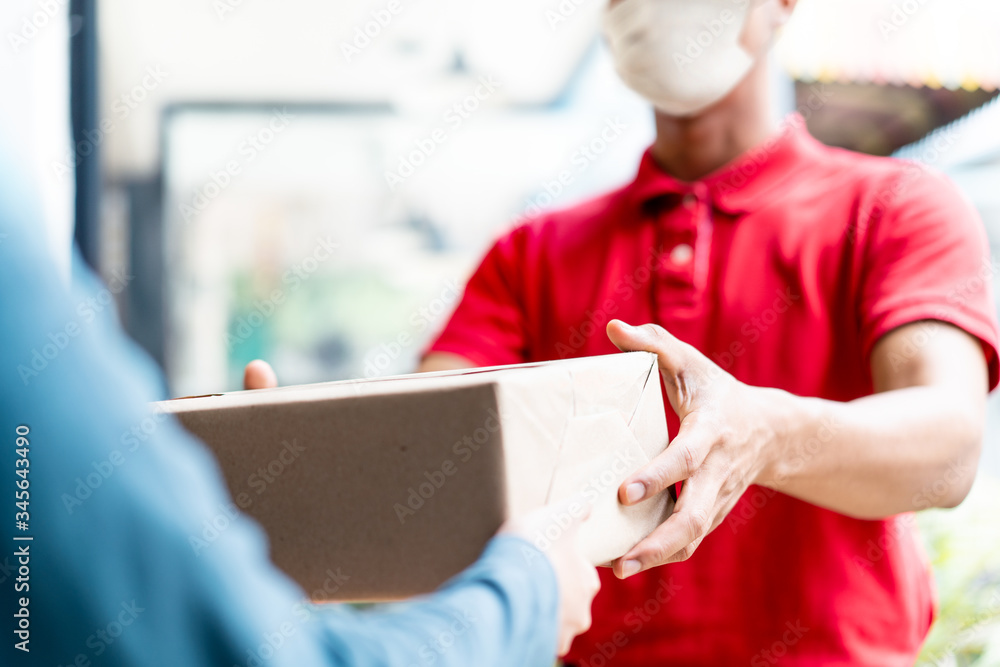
left=606, top=320, right=778, bottom=580
left=606, top=318, right=988, bottom=580
left=500, top=499, right=601, bottom=656
left=243, top=360, right=278, bottom=390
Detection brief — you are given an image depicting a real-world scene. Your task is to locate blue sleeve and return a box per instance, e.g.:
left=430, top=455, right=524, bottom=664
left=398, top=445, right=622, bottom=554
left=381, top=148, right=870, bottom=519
left=0, top=152, right=559, bottom=666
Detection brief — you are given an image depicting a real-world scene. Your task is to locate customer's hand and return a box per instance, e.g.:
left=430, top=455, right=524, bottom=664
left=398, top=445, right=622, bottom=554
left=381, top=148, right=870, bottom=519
left=243, top=359, right=278, bottom=390
left=500, top=498, right=600, bottom=656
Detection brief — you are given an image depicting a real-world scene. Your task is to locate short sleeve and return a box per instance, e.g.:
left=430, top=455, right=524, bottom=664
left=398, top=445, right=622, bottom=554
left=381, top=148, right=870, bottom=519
left=426, top=227, right=532, bottom=367
left=859, top=164, right=1000, bottom=390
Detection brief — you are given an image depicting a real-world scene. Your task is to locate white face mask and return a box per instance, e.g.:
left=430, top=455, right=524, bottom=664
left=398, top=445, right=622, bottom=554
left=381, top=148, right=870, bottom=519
left=603, top=0, right=756, bottom=117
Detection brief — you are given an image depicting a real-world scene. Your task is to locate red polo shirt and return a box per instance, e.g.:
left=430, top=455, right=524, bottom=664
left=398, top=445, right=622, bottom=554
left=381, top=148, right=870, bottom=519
left=427, top=115, right=1000, bottom=666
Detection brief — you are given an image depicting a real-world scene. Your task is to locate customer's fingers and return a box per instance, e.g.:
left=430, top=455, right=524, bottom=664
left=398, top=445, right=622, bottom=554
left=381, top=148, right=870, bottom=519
left=243, top=360, right=278, bottom=390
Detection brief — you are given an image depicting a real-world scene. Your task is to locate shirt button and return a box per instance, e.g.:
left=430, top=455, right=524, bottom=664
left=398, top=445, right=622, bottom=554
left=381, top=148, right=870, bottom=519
left=682, top=193, right=698, bottom=209
left=670, top=243, right=694, bottom=266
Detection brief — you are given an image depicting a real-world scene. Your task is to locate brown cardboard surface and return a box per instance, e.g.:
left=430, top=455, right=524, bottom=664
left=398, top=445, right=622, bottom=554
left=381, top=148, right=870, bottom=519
left=156, top=352, right=672, bottom=602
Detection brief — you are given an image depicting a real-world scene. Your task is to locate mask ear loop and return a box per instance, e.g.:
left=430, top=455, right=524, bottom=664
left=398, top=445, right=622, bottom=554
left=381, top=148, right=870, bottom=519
left=601, top=0, right=658, bottom=61
left=602, top=0, right=646, bottom=40
left=739, top=0, right=794, bottom=55
left=734, top=0, right=771, bottom=60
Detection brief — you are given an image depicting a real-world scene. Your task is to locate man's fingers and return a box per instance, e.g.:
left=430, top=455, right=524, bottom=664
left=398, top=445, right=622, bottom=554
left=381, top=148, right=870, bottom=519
left=614, top=479, right=716, bottom=578
left=607, top=320, right=708, bottom=415
left=607, top=320, right=688, bottom=371
left=620, top=419, right=707, bottom=505
left=243, top=360, right=278, bottom=390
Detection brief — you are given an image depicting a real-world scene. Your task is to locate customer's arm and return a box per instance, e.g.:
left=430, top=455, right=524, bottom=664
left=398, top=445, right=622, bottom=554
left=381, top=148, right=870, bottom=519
left=300, top=536, right=561, bottom=666
left=0, top=159, right=588, bottom=666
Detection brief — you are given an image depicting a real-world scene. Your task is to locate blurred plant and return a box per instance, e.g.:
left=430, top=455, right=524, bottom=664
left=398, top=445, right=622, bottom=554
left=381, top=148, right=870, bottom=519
left=917, top=474, right=1000, bottom=666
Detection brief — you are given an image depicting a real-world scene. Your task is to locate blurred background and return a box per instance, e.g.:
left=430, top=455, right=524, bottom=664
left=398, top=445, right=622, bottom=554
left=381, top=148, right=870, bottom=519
left=2, top=0, right=999, bottom=661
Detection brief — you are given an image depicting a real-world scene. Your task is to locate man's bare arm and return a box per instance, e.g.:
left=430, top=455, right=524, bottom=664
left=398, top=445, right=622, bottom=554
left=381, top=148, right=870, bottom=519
left=761, top=321, right=986, bottom=517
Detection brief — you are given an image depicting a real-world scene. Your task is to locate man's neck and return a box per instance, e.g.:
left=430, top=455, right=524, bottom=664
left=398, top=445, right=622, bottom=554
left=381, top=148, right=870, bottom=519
left=649, top=61, right=778, bottom=183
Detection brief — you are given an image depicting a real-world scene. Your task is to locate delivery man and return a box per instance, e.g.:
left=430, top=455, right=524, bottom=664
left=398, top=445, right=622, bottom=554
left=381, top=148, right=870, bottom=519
left=244, top=0, right=1000, bottom=664
left=418, top=0, right=1000, bottom=664
left=0, top=138, right=600, bottom=665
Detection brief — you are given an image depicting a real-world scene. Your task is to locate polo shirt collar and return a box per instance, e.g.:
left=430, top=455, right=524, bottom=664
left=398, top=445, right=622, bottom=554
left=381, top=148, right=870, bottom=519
left=627, top=113, right=816, bottom=216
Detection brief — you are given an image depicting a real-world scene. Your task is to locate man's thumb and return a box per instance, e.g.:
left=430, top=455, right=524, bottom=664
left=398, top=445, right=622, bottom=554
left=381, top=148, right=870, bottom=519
left=607, top=320, right=682, bottom=361
left=606, top=320, right=708, bottom=405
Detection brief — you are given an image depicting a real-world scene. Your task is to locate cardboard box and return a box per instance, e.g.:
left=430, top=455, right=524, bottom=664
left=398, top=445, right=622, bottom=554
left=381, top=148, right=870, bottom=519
left=158, top=352, right=672, bottom=602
